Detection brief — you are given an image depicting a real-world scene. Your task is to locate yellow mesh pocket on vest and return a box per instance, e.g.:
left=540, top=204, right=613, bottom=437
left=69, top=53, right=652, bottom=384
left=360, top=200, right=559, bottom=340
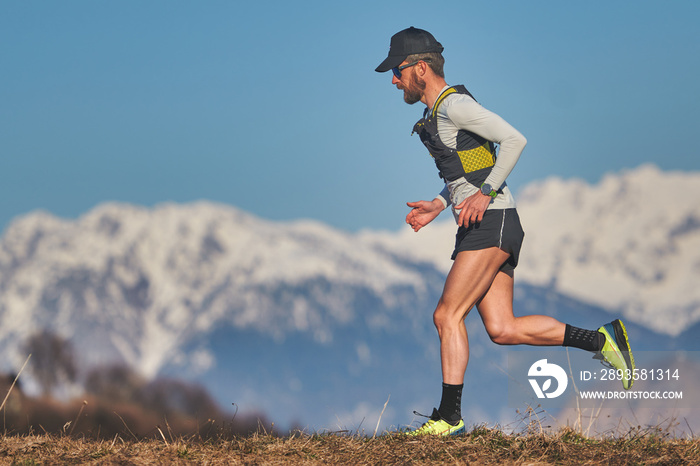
left=458, top=143, right=495, bottom=173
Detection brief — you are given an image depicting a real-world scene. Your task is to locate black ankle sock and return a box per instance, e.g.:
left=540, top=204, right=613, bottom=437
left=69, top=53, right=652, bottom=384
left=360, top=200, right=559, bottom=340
left=437, top=383, right=463, bottom=424
left=563, top=324, right=605, bottom=352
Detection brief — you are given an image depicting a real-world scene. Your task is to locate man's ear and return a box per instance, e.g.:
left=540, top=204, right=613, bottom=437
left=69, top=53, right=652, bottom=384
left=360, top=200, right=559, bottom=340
left=417, top=61, right=429, bottom=76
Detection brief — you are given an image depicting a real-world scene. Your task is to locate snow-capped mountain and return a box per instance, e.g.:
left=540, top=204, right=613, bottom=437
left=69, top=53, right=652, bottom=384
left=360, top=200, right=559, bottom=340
left=0, top=200, right=451, bottom=429
left=0, top=164, right=698, bottom=431
left=0, top=201, right=441, bottom=379
left=362, top=164, right=700, bottom=336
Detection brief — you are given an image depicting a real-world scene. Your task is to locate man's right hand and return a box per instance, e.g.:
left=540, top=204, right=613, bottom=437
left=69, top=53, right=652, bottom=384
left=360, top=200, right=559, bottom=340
left=406, top=198, right=445, bottom=232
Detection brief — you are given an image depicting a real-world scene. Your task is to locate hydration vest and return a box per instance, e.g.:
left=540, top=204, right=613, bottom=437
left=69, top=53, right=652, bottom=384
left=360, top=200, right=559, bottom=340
left=412, top=85, right=499, bottom=187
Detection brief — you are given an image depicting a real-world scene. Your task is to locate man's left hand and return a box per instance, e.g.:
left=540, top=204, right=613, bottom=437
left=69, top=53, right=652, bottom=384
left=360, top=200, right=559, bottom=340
left=455, top=192, right=491, bottom=227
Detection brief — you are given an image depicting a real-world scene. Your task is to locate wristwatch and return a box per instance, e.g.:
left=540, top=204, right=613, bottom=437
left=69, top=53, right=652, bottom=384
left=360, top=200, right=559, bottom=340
left=480, top=183, right=498, bottom=198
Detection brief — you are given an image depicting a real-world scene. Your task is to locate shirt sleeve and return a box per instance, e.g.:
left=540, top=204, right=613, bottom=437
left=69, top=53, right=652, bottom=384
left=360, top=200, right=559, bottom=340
left=443, top=95, right=527, bottom=189
left=436, top=184, right=451, bottom=208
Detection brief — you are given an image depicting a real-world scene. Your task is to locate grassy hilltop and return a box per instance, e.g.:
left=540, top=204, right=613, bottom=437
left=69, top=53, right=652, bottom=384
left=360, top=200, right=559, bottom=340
left=1, top=425, right=698, bottom=465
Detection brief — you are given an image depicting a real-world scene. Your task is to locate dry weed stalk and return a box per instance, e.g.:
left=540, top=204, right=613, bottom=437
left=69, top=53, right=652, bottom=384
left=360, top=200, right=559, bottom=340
left=373, top=394, right=390, bottom=439
left=113, top=411, right=139, bottom=441
left=68, top=400, right=88, bottom=436
left=0, top=354, right=31, bottom=413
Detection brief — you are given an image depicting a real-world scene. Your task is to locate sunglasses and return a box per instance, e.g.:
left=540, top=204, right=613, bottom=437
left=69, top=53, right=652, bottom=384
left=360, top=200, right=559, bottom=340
left=392, top=58, right=431, bottom=79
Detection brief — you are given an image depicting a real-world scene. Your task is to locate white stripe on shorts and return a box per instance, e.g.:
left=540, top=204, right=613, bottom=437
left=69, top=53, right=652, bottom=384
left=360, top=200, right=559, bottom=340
left=498, top=209, right=506, bottom=248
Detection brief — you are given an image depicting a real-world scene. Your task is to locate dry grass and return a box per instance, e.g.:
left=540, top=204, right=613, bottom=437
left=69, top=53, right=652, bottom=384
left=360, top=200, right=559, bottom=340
left=0, top=425, right=698, bottom=465
left=1, top=364, right=698, bottom=464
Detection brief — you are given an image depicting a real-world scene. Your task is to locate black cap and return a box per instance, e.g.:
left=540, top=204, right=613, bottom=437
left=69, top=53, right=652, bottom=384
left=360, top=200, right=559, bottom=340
left=375, top=27, right=444, bottom=73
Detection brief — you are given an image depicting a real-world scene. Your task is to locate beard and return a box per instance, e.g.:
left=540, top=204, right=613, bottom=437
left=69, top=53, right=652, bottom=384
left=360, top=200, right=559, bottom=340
left=400, top=72, right=426, bottom=105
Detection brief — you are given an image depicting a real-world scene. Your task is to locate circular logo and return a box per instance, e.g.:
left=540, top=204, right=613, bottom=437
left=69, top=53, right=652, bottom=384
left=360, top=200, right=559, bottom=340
left=528, top=359, right=568, bottom=399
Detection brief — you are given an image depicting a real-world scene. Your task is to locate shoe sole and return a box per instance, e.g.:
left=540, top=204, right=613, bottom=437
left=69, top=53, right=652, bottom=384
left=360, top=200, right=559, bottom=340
left=612, top=319, right=635, bottom=377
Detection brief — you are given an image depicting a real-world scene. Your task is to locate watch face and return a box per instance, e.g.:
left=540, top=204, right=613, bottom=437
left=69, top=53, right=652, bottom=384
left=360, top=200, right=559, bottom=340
left=481, top=184, right=492, bottom=195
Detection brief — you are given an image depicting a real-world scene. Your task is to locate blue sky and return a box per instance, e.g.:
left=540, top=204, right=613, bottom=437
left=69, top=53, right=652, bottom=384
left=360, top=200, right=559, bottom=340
left=2, top=1, right=698, bottom=233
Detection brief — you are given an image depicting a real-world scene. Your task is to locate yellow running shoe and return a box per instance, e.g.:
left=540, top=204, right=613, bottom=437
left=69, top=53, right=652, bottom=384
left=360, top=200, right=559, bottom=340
left=407, top=409, right=465, bottom=436
left=596, top=319, right=635, bottom=390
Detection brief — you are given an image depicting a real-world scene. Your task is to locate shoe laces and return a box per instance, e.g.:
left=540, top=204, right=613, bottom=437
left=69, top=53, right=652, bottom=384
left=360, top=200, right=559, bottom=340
left=410, top=410, right=440, bottom=431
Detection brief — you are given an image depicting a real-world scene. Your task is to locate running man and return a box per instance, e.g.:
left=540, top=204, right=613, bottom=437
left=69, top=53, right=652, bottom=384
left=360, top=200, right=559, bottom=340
left=375, top=27, right=635, bottom=436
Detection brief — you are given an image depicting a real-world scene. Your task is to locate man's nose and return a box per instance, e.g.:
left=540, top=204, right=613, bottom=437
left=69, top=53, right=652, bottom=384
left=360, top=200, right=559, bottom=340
left=392, top=74, right=400, bottom=85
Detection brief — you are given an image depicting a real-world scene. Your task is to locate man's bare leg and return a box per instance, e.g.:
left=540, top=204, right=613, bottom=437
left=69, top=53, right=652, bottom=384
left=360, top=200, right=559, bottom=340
left=476, top=270, right=566, bottom=346
left=433, top=247, right=510, bottom=385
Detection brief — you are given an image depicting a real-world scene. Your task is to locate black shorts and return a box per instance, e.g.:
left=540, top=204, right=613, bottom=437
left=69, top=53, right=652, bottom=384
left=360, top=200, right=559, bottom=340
left=451, top=208, right=525, bottom=272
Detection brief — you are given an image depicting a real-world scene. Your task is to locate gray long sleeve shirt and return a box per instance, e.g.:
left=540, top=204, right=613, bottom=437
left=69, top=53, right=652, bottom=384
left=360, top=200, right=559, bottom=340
left=431, top=86, right=526, bottom=219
